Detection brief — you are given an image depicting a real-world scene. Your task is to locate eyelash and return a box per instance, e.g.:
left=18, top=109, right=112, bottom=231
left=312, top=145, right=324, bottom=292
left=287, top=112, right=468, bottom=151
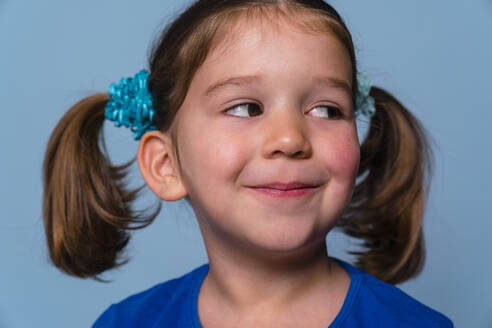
left=224, top=103, right=343, bottom=120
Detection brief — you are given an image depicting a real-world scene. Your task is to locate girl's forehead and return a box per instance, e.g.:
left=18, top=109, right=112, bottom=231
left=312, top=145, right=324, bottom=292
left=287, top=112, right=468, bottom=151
left=207, top=13, right=344, bottom=63
left=199, top=17, right=352, bottom=87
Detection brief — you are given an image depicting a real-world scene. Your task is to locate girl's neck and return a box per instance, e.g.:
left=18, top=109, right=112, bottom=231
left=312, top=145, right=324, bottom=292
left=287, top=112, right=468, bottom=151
left=199, top=237, right=344, bottom=315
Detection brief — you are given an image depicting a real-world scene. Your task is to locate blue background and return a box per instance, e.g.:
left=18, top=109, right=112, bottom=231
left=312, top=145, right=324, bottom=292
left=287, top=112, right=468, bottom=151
left=1, top=0, right=491, bottom=327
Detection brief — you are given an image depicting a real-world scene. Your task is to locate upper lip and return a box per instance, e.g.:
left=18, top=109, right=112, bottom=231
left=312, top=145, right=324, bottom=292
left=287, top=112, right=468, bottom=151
left=251, top=182, right=319, bottom=190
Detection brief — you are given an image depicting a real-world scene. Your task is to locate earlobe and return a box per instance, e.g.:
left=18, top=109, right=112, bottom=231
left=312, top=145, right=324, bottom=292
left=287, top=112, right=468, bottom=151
left=137, top=131, right=188, bottom=201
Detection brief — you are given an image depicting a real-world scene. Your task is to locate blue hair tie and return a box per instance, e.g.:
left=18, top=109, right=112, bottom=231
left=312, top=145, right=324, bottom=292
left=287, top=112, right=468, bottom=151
left=355, top=72, right=376, bottom=118
left=105, top=69, right=157, bottom=140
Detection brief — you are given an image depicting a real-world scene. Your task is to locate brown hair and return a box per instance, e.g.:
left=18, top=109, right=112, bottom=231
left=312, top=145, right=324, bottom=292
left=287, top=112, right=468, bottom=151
left=43, top=0, right=433, bottom=284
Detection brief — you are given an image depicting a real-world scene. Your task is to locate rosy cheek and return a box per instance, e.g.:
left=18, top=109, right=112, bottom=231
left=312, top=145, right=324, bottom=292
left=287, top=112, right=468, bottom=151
left=321, top=132, right=360, bottom=180
left=335, top=143, right=359, bottom=173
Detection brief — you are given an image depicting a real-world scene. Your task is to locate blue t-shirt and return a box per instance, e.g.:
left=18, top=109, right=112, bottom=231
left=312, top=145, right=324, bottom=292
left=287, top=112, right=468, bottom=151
left=93, top=257, right=454, bottom=327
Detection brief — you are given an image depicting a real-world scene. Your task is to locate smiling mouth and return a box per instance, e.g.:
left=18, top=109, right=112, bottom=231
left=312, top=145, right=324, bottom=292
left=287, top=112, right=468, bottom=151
left=248, top=185, right=320, bottom=198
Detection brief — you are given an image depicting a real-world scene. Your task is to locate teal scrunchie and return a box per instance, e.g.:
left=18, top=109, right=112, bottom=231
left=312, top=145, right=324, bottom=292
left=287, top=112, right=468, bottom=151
left=105, top=69, right=157, bottom=140
left=355, top=72, right=376, bottom=118
left=105, top=70, right=376, bottom=140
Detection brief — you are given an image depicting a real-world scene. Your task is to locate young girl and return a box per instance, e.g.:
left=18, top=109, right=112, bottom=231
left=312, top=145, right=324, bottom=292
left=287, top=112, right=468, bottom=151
left=42, top=0, right=454, bottom=327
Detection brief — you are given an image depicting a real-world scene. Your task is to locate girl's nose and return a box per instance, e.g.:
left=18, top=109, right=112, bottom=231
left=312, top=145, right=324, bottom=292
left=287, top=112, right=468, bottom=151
left=260, top=108, right=313, bottom=160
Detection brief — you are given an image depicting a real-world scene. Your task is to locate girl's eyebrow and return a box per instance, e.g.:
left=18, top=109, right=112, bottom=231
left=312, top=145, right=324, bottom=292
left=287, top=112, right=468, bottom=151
left=314, top=76, right=352, bottom=97
left=204, top=75, right=352, bottom=98
left=204, top=75, right=260, bottom=98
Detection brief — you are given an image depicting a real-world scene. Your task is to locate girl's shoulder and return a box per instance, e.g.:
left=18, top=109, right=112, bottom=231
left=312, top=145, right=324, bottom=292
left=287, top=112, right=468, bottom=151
left=92, top=263, right=209, bottom=328
left=333, top=257, right=454, bottom=328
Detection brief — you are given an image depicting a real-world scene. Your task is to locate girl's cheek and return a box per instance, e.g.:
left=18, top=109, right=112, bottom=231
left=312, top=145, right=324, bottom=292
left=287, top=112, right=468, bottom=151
left=320, top=131, right=360, bottom=180
left=182, top=125, right=246, bottom=180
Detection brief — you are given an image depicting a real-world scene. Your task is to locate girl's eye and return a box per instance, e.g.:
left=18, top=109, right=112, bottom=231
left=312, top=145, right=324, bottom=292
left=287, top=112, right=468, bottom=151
left=309, top=106, right=343, bottom=120
left=224, top=103, right=342, bottom=120
left=224, top=103, right=263, bottom=117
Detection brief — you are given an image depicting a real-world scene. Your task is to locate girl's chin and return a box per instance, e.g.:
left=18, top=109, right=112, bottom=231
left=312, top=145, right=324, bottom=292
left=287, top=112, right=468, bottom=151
left=236, top=226, right=328, bottom=257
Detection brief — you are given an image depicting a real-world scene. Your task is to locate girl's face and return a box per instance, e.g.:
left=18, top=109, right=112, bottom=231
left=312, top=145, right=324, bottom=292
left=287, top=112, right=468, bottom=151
left=174, top=18, right=360, bottom=256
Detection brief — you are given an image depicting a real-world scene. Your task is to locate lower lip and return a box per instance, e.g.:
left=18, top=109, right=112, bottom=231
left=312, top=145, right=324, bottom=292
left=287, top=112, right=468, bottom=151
left=249, top=187, right=318, bottom=198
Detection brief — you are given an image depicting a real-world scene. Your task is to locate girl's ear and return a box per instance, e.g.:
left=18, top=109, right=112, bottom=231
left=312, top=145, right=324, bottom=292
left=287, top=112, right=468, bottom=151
left=137, top=130, right=188, bottom=201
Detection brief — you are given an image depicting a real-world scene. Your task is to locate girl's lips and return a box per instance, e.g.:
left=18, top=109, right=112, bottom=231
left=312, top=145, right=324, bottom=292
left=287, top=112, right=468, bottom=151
left=248, top=186, right=319, bottom=198
left=252, top=181, right=319, bottom=190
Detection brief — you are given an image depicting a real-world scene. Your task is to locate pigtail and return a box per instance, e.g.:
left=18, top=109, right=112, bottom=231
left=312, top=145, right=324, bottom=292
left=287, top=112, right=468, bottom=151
left=338, top=87, right=434, bottom=285
left=42, top=94, right=160, bottom=279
